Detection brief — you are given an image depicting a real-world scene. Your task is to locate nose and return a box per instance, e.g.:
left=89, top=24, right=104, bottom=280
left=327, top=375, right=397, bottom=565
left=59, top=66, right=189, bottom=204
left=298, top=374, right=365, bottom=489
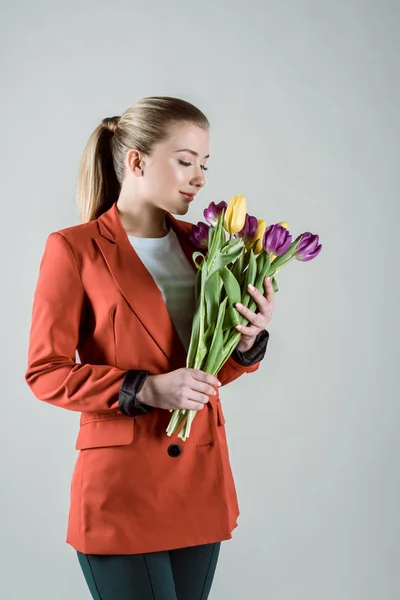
left=190, top=169, right=206, bottom=189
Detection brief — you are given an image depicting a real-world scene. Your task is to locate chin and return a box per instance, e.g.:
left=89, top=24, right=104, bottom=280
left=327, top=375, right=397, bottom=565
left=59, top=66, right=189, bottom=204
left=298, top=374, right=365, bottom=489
left=172, top=203, right=190, bottom=216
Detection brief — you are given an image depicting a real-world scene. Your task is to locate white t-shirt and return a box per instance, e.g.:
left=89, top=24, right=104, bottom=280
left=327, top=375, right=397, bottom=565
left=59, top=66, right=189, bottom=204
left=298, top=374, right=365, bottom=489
left=128, top=228, right=197, bottom=352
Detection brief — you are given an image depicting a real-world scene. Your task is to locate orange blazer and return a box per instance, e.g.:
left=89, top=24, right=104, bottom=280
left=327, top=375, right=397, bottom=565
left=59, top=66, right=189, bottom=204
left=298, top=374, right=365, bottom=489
left=25, top=201, right=263, bottom=555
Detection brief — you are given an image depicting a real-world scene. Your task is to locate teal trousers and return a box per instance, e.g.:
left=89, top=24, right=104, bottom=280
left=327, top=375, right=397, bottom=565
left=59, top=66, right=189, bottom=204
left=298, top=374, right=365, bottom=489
left=77, top=541, right=221, bottom=600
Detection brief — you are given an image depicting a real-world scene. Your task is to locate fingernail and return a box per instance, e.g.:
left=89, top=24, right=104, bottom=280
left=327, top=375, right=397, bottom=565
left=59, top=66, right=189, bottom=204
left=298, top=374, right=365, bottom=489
left=236, top=303, right=243, bottom=309
left=248, top=284, right=255, bottom=291
left=218, top=381, right=222, bottom=387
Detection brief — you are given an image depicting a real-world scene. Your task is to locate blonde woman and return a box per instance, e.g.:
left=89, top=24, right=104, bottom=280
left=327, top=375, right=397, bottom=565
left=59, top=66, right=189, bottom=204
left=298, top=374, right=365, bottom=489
left=25, top=96, right=272, bottom=599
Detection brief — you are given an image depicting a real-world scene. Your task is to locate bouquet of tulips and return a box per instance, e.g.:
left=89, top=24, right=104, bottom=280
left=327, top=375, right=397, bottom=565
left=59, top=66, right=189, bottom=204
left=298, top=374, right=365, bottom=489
left=166, top=195, right=322, bottom=441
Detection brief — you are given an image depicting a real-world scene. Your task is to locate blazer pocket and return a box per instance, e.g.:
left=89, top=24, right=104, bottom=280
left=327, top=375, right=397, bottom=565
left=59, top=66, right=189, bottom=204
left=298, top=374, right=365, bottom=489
left=75, top=416, right=134, bottom=450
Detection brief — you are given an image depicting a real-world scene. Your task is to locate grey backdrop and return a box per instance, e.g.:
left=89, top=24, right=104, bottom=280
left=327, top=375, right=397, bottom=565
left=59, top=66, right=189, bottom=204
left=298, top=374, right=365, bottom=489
left=2, top=0, right=399, bottom=598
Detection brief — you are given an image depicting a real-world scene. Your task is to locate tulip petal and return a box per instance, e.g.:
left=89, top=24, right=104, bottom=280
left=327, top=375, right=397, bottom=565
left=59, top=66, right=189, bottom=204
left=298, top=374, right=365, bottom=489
left=296, top=243, right=322, bottom=261
left=275, top=234, right=292, bottom=256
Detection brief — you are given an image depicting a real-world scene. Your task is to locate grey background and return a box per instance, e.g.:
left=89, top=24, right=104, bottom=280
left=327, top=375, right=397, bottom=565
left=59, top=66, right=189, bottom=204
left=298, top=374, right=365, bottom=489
left=2, top=0, right=399, bottom=598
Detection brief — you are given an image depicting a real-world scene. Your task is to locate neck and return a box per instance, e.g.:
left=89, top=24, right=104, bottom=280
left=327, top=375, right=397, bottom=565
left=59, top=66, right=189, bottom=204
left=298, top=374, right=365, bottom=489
left=116, top=195, right=169, bottom=238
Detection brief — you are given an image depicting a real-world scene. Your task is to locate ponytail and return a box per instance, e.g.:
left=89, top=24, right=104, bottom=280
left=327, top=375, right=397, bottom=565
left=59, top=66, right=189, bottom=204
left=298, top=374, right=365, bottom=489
left=76, top=116, right=121, bottom=223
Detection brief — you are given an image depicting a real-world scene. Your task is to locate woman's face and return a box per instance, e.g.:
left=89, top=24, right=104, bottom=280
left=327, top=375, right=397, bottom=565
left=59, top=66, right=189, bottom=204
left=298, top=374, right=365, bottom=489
left=128, top=122, right=210, bottom=215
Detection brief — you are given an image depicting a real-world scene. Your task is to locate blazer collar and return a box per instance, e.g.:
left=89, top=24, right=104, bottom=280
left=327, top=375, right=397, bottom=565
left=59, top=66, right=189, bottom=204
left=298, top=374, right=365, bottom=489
left=95, top=202, right=199, bottom=368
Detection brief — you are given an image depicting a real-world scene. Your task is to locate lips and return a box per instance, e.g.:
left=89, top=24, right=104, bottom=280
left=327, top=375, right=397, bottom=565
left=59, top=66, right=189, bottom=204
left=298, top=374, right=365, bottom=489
left=180, top=192, right=195, bottom=201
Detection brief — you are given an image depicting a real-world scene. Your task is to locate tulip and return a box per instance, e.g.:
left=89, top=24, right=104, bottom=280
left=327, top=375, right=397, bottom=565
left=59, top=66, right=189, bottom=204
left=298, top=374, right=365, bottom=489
left=270, top=222, right=289, bottom=261
left=203, top=201, right=227, bottom=226
left=263, top=223, right=292, bottom=256
left=224, top=194, right=247, bottom=234
left=234, top=213, right=258, bottom=247
left=188, top=221, right=210, bottom=250
left=254, top=219, right=267, bottom=254
left=294, top=232, right=322, bottom=261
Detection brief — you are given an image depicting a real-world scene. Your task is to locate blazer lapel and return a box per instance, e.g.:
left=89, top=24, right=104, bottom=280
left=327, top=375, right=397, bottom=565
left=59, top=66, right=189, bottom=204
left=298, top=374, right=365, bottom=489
left=95, top=202, right=199, bottom=369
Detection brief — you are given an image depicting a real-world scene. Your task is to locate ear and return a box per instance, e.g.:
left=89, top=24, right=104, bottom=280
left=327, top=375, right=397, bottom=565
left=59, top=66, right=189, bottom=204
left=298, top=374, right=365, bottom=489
left=125, top=148, right=144, bottom=176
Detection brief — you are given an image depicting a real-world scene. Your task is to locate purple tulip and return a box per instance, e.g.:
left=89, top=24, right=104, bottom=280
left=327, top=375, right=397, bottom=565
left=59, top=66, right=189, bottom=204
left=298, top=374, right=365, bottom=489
left=203, top=201, right=228, bottom=226
left=188, top=221, right=210, bottom=250
left=294, top=232, right=322, bottom=261
left=263, top=224, right=292, bottom=256
left=234, top=213, right=258, bottom=244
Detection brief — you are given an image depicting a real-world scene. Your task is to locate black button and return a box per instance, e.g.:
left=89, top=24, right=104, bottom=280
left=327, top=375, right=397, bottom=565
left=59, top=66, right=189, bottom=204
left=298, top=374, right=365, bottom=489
left=168, top=444, right=182, bottom=457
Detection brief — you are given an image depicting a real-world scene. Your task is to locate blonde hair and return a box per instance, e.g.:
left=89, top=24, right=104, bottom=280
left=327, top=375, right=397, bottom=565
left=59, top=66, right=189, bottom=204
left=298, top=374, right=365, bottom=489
left=76, top=96, right=210, bottom=223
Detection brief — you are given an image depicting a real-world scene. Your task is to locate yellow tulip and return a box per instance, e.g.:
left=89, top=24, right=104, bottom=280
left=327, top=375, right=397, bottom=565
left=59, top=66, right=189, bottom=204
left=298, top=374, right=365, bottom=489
left=224, top=194, right=247, bottom=234
left=254, top=219, right=267, bottom=254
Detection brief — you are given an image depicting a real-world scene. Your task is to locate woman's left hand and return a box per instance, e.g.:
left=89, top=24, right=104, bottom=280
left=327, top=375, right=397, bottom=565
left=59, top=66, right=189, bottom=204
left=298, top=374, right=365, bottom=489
left=234, top=276, right=275, bottom=352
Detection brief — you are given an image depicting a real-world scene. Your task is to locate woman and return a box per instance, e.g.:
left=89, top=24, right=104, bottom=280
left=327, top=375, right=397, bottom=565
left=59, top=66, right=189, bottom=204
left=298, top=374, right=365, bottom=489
left=25, top=96, right=273, bottom=600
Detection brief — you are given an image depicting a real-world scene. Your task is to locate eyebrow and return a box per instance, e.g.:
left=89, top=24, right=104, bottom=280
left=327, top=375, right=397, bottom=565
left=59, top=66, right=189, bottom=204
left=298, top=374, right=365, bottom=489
left=174, top=148, right=210, bottom=159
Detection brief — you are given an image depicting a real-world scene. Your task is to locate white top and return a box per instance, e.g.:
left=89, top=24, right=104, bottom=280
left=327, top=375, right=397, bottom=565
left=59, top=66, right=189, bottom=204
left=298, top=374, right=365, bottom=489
left=128, top=228, right=197, bottom=352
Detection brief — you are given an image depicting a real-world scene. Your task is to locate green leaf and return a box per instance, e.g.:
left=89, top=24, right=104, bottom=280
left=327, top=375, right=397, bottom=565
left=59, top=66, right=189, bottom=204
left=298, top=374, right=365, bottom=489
left=192, top=251, right=206, bottom=270
left=207, top=244, right=244, bottom=279
left=222, top=306, right=241, bottom=330
left=218, top=214, right=227, bottom=247
left=204, top=271, right=222, bottom=331
left=195, top=321, right=215, bottom=370
left=194, top=268, right=202, bottom=302
left=212, top=330, right=242, bottom=375
left=186, top=304, right=201, bottom=367
left=197, top=257, right=209, bottom=352
left=203, top=297, right=228, bottom=373
left=219, top=267, right=241, bottom=306
left=240, top=248, right=257, bottom=309
left=242, top=247, right=252, bottom=271
left=248, top=248, right=257, bottom=281
left=232, top=251, right=244, bottom=281
left=207, top=226, right=215, bottom=250
left=220, top=237, right=243, bottom=255
left=255, top=252, right=268, bottom=278
left=208, top=211, right=225, bottom=258
left=264, top=252, right=271, bottom=273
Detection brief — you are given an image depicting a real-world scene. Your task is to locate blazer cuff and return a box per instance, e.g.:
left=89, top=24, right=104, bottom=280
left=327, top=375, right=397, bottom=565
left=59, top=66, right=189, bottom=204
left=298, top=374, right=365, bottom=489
left=119, top=370, right=153, bottom=416
left=230, top=329, right=269, bottom=367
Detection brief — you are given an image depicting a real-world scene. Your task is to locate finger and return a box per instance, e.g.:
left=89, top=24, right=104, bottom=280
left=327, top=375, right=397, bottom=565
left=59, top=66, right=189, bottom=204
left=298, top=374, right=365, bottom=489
left=182, top=400, right=207, bottom=411
left=263, top=276, right=275, bottom=304
left=235, top=302, right=265, bottom=328
left=248, top=280, right=274, bottom=308
left=187, top=390, right=211, bottom=406
left=193, top=380, right=218, bottom=396
left=235, top=323, right=261, bottom=337
left=244, top=284, right=272, bottom=318
left=190, top=369, right=221, bottom=388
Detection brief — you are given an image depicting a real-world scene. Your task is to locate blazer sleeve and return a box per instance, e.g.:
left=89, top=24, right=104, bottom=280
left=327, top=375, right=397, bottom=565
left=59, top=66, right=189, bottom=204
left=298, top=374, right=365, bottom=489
left=25, top=232, right=134, bottom=414
left=216, top=329, right=269, bottom=386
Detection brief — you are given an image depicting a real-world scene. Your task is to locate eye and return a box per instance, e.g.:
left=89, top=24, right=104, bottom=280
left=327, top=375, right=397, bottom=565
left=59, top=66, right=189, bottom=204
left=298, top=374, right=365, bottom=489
left=178, top=160, right=208, bottom=171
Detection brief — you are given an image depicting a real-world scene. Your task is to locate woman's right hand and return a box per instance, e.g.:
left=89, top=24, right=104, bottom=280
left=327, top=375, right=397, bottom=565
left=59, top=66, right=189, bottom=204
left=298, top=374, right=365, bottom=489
left=137, top=368, right=221, bottom=411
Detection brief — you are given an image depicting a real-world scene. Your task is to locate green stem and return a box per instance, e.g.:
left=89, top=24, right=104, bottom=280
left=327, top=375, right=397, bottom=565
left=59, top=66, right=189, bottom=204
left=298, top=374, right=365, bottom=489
left=213, top=330, right=242, bottom=375
left=178, top=409, right=196, bottom=440
left=166, top=409, right=184, bottom=436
